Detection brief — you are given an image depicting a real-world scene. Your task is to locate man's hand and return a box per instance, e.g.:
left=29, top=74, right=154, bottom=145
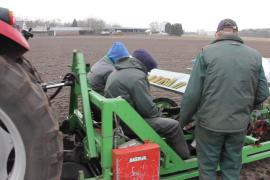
left=183, top=122, right=194, bottom=131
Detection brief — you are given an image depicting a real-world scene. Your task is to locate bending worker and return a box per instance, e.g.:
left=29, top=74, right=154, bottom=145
left=179, top=19, right=269, bottom=180
left=105, top=49, right=190, bottom=159
left=87, top=41, right=130, bottom=95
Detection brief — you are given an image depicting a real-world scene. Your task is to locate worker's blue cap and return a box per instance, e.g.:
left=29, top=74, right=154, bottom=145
left=107, top=42, right=130, bottom=63
left=132, top=49, right=157, bottom=72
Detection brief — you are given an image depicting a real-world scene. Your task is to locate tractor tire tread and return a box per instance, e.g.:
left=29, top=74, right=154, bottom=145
left=0, top=55, right=63, bottom=180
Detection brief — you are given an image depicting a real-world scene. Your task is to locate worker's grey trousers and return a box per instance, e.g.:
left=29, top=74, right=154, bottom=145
left=145, top=117, right=190, bottom=159
left=195, top=125, right=246, bottom=180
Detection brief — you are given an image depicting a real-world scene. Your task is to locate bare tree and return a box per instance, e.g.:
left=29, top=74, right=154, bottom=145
left=149, top=21, right=160, bottom=33
left=78, top=18, right=106, bottom=33
left=92, top=19, right=106, bottom=33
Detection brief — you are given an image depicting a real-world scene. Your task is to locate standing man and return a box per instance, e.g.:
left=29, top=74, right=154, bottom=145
left=87, top=41, right=130, bottom=95
left=179, top=19, right=269, bottom=180
left=105, top=49, right=190, bottom=159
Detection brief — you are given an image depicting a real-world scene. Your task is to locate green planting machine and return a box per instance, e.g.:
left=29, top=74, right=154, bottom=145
left=58, top=51, right=270, bottom=180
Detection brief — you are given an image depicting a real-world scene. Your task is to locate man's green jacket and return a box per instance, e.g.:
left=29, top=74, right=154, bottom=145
left=180, top=35, right=269, bottom=132
left=104, top=57, right=160, bottom=118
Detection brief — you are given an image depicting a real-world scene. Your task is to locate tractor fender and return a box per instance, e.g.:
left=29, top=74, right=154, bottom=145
left=0, top=20, right=29, bottom=58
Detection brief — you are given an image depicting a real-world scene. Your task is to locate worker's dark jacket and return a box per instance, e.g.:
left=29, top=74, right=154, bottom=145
left=180, top=35, right=269, bottom=132
left=87, top=56, right=114, bottom=95
left=104, top=57, right=160, bottom=118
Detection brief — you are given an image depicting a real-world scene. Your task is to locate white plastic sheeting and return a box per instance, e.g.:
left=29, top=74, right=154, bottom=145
left=262, top=58, right=270, bottom=84
left=150, top=57, right=270, bottom=94
left=149, top=69, right=189, bottom=94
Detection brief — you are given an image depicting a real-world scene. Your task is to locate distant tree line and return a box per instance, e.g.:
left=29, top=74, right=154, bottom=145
left=239, top=28, right=270, bottom=38
left=149, top=21, right=184, bottom=36
left=24, top=19, right=62, bottom=29
left=20, top=17, right=122, bottom=34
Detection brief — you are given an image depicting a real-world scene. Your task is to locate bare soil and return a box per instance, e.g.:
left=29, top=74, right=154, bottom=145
left=25, top=35, right=270, bottom=179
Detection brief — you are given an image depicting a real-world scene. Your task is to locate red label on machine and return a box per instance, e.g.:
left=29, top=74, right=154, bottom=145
left=112, top=143, right=160, bottom=180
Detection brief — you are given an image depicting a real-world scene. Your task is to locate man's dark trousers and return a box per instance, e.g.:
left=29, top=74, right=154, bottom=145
left=195, top=125, right=246, bottom=180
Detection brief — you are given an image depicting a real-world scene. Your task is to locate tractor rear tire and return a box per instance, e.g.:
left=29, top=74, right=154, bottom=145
left=0, top=56, right=63, bottom=180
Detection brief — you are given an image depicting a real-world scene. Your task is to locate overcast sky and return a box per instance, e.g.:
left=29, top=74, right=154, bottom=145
left=1, top=0, right=270, bottom=31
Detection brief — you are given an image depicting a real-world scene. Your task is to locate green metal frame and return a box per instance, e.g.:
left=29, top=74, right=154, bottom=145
left=67, top=51, right=270, bottom=180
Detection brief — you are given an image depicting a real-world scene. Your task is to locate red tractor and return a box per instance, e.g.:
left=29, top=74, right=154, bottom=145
left=0, top=7, right=63, bottom=180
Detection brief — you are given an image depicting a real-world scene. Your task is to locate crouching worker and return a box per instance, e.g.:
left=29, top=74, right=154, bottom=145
left=87, top=41, right=130, bottom=95
left=104, top=49, right=190, bottom=159
left=87, top=42, right=129, bottom=122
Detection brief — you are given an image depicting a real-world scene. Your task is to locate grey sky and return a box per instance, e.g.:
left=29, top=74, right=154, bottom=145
left=1, top=0, right=270, bottom=31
